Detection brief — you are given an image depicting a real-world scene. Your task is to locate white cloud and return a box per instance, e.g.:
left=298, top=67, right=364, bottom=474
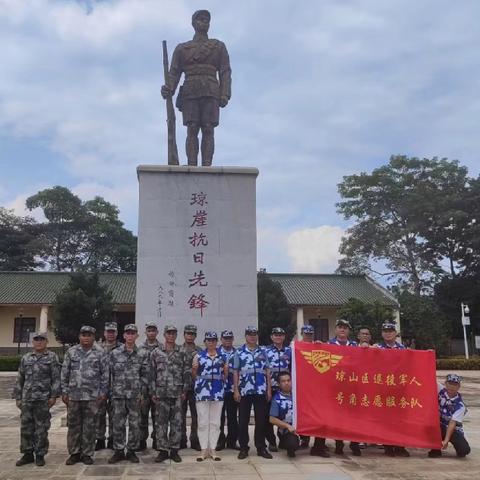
left=286, top=226, right=344, bottom=273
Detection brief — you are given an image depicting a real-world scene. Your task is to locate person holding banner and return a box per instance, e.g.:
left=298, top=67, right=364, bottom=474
left=269, top=372, right=299, bottom=458
left=428, top=374, right=471, bottom=458
left=376, top=322, right=410, bottom=457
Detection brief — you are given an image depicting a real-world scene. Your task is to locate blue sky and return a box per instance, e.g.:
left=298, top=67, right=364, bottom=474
left=1, top=0, right=479, bottom=277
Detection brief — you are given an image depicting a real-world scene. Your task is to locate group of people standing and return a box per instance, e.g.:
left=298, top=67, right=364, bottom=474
left=13, top=318, right=470, bottom=467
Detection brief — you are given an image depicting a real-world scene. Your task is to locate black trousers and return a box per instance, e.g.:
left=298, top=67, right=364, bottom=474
left=238, top=394, right=267, bottom=451
left=218, top=391, right=238, bottom=447
left=278, top=431, right=299, bottom=454
left=430, top=424, right=471, bottom=457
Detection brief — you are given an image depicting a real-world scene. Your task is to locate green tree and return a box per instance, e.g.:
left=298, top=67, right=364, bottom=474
left=53, top=272, right=114, bottom=345
left=26, top=186, right=89, bottom=271
left=26, top=186, right=137, bottom=272
left=0, top=208, right=44, bottom=271
left=397, top=290, right=450, bottom=354
left=337, top=298, right=395, bottom=343
left=257, top=272, right=294, bottom=345
left=337, top=156, right=471, bottom=294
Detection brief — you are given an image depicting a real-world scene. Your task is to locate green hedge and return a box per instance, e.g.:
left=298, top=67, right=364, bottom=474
left=436, top=357, right=480, bottom=370
left=0, top=356, right=21, bottom=371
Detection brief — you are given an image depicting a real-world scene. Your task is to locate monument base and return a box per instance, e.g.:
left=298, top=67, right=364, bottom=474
left=135, top=165, right=259, bottom=340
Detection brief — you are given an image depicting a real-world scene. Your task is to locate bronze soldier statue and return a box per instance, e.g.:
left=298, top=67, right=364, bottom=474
left=161, top=10, right=232, bottom=166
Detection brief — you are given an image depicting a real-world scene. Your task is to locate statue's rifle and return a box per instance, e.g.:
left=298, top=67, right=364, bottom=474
left=162, top=40, right=179, bottom=165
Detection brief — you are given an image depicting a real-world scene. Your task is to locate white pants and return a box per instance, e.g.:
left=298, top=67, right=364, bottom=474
left=197, top=400, right=224, bottom=450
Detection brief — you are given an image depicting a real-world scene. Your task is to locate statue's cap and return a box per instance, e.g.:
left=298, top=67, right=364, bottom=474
left=192, top=10, right=210, bottom=22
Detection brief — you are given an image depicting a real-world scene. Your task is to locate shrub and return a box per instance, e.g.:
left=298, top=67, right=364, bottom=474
left=436, top=356, right=480, bottom=370
left=0, top=355, right=21, bottom=371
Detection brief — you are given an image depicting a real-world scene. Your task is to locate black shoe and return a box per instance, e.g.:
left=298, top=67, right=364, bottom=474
left=268, top=443, right=278, bottom=453
left=395, top=447, right=410, bottom=457
left=310, top=447, right=330, bottom=458
left=428, top=450, right=442, bottom=458
left=299, top=439, right=310, bottom=449
left=137, top=440, right=147, bottom=451
left=65, top=454, right=82, bottom=465
left=155, top=450, right=169, bottom=463
left=257, top=449, right=273, bottom=459
left=384, top=447, right=395, bottom=457
left=126, top=450, right=139, bottom=463
left=152, top=439, right=158, bottom=450
left=179, top=439, right=187, bottom=449
left=190, top=439, right=201, bottom=452
left=351, top=447, right=362, bottom=457
left=16, top=453, right=34, bottom=466
left=169, top=449, right=182, bottom=463
left=238, top=449, right=249, bottom=459
left=81, top=455, right=94, bottom=465
left=35, top=455, right=45, bottom=466
left=108, top=450, right=125, bottom=464
left=287, top=449, right=296, bottom=458
left=107, top=438, right=113, bottom=450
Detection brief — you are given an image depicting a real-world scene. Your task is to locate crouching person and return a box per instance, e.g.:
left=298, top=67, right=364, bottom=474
left=108, top=324, right=149, bottom=464
left=269, top=372, right=299, bottom=458
left=428, top=374, right=471, bottom=458
left=13, top=332, right=61, bottom=467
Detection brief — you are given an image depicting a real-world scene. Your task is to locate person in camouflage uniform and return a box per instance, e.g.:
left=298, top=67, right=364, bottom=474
left=180, top=324, right=202, bottom=451
left=138, top=322, right=162, bottom=450
left=151, top=325, right=190, bottom=463
left=108, top=324, right=149, bottom=464
left=61, top=325, right=109, bottom=465
left=13, top=332, right=61, bottom=467
left=96, top=321, right=122, bottom=451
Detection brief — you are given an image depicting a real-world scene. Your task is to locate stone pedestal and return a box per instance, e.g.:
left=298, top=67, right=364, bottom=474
left=135, top=165, right=259, bottom=339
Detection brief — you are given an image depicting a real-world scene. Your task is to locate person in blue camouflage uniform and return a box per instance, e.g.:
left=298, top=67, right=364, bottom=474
left=428, top=374, right=471, bottom=458
left=269, top=372, right=299, bottom=458
left=138, top=322, right=162, bottom=450
left=180, top=324, right=202, bottom=451
left=151, top=325, right=190, bottom=463
left=13, top=332, right=61, bottom=467
left=95, top=321, right=122, bottom=451
left=108, top=324, right=149, bottom=464
left=216, top=329, right=238, bottom=450
left=233, top=326, right=272, bottom=460
left=192, top=331, right=227, bottom=461
left=61, top=325, right=109, bottom=465
left=264, top=327, right=291, bottom=451
left=376, top=322, right=410, bottom=457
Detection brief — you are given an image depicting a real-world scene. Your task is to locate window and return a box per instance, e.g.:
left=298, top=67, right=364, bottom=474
left=13, top=317, right=36, bottom=343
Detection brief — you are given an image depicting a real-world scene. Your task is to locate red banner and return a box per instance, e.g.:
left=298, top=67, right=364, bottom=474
left=293, top=342, right=441, bottom=449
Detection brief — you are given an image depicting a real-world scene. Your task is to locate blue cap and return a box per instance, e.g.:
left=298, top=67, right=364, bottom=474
left=301, top=325, right=314, bottom=334
left=245, top=326, right=258, bottom=335
left=221, top=330, right=234, bottom=338
left=382, top=322, right=397, bottom=331
left=204, top=331, right=218, bottom=340
left=446, top=374, right=461, bottom=384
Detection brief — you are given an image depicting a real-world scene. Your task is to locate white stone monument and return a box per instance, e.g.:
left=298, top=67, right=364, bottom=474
left=135, top=165, right=258, bottom=339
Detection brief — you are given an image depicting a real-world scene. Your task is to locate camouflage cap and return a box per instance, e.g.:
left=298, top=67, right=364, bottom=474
left=336, top=318, right=352, bottom=329
left=32, top=332, right=48, bottom=340
left=446, top=373, right=462, bottom=384
left=301, top=325, right=314, bottom=334
left=221, top=329, right=234, bottom=338
left=80, top=325, right=96, bottom=334
left=245, top=326, right=258, bottom=335
left=381, top=322, right=397, bottom=331
left=145, top=322, right=158, bottom=330
left=271, top=327, right=286, bottom=335
left=184, top=324, right=197, bottom=334
left=104, top=322, right=118, bottom=331
left=124, top=324, right=138, bottom=332
left=204, top=331, right=218, bottom=340
left=164, top=324, right=178, bottom=333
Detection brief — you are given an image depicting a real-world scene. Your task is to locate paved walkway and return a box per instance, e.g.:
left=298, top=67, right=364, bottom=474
left=0, top=371, right=478, bottom=480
